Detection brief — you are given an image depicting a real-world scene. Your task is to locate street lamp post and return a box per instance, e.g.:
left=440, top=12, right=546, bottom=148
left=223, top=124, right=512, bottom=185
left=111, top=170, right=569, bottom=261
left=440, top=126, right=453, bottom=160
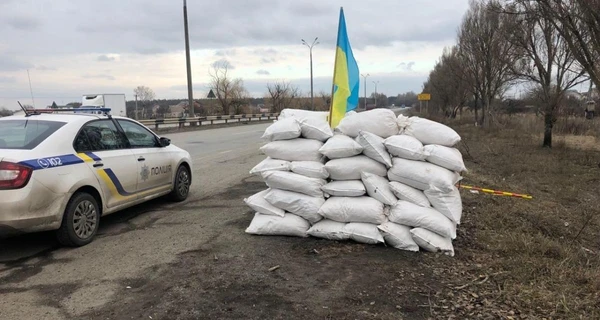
left=361, top=73, right=369, bottom=110
left=183, top=0, right=195, bottom=118
left=372, top=80, right=379, bottom=107
left=302, top=37, right=319, bottom=110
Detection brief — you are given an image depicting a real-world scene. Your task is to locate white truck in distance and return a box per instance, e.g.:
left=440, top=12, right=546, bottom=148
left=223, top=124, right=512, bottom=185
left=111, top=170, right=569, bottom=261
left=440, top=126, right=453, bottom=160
left=81, top=94, right=127, bottom=117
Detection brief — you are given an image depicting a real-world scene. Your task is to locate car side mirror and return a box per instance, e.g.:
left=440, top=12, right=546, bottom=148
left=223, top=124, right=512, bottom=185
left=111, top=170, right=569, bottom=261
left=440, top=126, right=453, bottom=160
left=159, top=137, right=171, bottom=147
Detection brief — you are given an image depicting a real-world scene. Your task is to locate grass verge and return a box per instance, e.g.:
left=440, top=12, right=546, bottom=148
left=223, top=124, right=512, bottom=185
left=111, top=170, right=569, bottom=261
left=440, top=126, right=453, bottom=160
left=428, top=114, right=600, bottom=319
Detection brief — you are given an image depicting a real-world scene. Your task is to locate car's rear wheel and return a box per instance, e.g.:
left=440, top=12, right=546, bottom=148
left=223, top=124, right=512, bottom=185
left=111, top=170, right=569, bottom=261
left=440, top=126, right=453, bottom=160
left=169, top=165, right=191, bottom=202
left=56, top=192, right=100, bottom=247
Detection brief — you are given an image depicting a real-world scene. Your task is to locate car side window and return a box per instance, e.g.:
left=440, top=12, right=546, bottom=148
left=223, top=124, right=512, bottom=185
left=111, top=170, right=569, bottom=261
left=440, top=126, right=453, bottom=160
left=74, top=120, right=128, bottom=152
left=117, top=120, right=158, bottom=148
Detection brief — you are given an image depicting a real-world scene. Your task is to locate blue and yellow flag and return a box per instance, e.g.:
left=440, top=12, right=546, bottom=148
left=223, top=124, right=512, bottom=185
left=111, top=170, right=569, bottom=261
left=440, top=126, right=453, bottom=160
left=329, top=7, right=360, bottom=128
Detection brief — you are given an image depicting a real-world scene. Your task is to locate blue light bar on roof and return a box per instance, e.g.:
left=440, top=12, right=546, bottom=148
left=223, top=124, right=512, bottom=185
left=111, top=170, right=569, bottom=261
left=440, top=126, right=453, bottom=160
left=33, top=107, right=112, bottom=114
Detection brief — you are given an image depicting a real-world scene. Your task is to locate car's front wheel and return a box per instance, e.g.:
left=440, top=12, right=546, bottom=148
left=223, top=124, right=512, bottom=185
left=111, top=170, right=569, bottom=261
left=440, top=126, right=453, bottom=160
left=169, top=164, right=191, bottom=202
left=56, top=192, right=100, bottom=247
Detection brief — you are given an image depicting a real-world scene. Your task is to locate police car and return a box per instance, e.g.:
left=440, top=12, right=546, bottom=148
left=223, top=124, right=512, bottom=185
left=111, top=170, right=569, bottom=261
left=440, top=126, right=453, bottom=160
left=0, top=107, right=192, bottom=246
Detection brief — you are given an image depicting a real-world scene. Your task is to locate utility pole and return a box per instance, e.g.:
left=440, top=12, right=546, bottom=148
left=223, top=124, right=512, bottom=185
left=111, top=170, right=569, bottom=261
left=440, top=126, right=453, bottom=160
left=183, top=0, right=195, bottom=118
left=134, top=94, right=138, bottom=120
left=361, top=73, right=369, bottom=110
left=372, top=80, right=379, bottom=107
left=302, top=37, right=319, bottom=110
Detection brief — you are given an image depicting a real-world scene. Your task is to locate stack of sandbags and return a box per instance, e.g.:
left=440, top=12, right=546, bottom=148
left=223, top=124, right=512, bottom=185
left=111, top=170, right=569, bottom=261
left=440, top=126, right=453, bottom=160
left=381, top=115, right=466, bottom=256
left=278, top=108, right=330, bottom=123
left=307, top=108, right=400, bottom=245
left=245, top=116, right=334, bottom=238
left=244, top=109, right=467, bottom=257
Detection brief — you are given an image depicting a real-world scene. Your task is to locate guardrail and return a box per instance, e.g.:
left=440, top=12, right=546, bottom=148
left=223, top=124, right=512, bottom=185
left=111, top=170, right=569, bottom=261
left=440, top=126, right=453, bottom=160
left=138, top=113, right=280, bottom=131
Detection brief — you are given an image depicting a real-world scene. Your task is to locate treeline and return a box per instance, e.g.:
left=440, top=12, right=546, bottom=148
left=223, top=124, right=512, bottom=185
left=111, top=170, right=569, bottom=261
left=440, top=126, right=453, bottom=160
left=423, top=0, right=599, bottom=147
left=125, top=69, right=422, bottom=120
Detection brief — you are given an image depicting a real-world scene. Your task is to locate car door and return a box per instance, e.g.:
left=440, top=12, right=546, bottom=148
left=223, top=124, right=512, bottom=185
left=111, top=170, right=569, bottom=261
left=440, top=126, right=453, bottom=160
left=73, top=119, right=138, bottom=208
left=116, top=119, right=173, bottom=197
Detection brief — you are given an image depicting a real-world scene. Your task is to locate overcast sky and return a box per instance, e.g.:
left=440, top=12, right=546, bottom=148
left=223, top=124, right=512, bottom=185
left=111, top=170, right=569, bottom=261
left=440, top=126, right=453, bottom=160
left=0, top=0, right=471, bottom=109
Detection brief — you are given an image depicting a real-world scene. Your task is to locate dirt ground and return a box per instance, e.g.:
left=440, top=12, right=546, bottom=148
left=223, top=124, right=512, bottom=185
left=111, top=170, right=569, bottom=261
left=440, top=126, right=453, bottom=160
left=86, top=118, right=599, bottom=319
left=2, top=116, right=598, bottom=320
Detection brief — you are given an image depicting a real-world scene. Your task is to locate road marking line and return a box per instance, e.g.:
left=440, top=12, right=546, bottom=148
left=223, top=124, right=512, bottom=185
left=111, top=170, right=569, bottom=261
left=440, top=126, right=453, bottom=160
left=219, top=150, right=233, bottom=154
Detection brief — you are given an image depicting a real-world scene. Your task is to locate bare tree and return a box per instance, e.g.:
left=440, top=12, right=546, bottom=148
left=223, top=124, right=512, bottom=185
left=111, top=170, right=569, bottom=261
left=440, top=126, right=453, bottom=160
left=208, top=64, right=248, bottom=115
left=0, top=107, right=13, bottom=117
left=231, top=79, right=251, bottom=115
left=458, top=0, right=521, bottom=126
left=266, top=80, right=300, bottom=113
left=307, top=90, right=331, bottom=111
left=425, top=46, right=472, bottom=118
left=515, top=1, right=600, bottom=90
left=133, top=86, right=155, bottom=101
left=133, top=86, right=156, bottom=118
left=505, top=1, right=587, bottom=147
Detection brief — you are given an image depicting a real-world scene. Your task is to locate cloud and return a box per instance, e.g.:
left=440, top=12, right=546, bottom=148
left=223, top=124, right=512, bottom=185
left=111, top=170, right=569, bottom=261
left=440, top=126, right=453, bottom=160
left=82, top=74, right=116, bottom=81
left=0, top=55, right=32, bottom=71
left=0, top=0, right=468, bottom=109
left=5, top=15, right=41, bottom=31
left=0, top=76, right=16, bottom=83
left=215, top=49, right=237, bottom=57
left=210, top=58, right=235, bottom=69
left=97, top=54, right=116, bottom=62
left=256, top=69, right=270, bottom=75
left=0, top=0, right=468, bottom=57
left=397, top=61, right=416, bottom=71
left=35, top=65, right=57, bottom=71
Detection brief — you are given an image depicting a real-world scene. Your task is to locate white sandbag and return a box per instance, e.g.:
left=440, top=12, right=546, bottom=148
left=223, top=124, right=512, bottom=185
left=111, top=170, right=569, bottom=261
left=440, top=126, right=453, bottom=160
left=325, top=155, right=387, bottom=180
left=321, top=180, right=366, bottom=197
left=290, top=161, right=329, bottom=179
left=343, top=222, right=385, bottom=244
left=262, top=171, right=325, bottom=197
left=249, top=157, right=290, bottom=175
left=383, top=135, right=427, bottom=161
left=424, top=185, right=463, bottom=224
left=260, top=138, right=324, bottom=162
left=388, top=157, right=461, bottom=191
left=245, top=213, right=310, bottom=237
left=397, top=115, right=461, bottom=147
left=423, top=145, right=467, bottom=172
left=307, top=219, right=349, bottom=240
left=337, top=108, right=399, bottom=138
left=299, top=117, right=334, bottom=142
left=264, top=188, right=324, bottom=224
left=318, top=134, right=363, bottom=159
left=388, top=200, right=456, bottom=239
left=356, top=131, right=393, bottom=167
left=279, top=108, right=329, bottom=122
left=377, top=221, right=419, bottom=252
left=243, top=189, right=285, bottom=217
left=261, top=117, right=301, bottom=141
left=361, top=172, right=397, bottom=206
left=389, top=181, right=431, bottom=207
left=318, top=196, right=386, bottom=224
left=410, top=227, right=455, bottom=257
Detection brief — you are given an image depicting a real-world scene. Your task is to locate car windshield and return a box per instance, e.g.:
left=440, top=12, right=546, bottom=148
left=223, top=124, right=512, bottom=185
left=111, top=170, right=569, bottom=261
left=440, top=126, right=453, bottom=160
left=0, top=119, right=66, bottom=150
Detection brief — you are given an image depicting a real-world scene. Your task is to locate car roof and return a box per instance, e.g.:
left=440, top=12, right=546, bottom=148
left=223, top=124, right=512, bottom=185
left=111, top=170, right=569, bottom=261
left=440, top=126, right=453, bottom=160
left=0, top=112, right=132, bottom=124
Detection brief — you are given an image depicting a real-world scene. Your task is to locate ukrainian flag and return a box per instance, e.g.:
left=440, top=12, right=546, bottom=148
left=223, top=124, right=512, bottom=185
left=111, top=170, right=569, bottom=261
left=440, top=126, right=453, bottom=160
left=329, top=7, right=360, bottom=128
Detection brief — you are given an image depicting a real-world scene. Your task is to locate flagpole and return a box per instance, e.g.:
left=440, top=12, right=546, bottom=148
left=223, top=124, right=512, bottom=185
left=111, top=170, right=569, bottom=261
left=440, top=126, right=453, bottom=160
left=328, top=7, right=344, bottom=127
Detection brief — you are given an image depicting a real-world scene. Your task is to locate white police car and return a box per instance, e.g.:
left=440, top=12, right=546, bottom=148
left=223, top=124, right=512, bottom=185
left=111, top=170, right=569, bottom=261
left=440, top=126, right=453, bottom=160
left=0, top=107, right=192, bottom=246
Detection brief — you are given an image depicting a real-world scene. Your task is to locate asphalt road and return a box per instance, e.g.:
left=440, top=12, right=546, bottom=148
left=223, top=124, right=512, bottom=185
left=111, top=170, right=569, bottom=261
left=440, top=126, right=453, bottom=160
left=0, top=122, right=272, bottom=319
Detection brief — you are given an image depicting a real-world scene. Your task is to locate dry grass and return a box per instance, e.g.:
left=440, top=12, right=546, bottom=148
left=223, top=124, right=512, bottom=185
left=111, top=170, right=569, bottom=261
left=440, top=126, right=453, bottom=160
left=435, top=113, right=600, bottom=318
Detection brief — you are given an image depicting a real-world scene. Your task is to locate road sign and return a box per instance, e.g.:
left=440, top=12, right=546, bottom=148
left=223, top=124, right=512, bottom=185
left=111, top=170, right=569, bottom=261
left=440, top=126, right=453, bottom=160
left=418, top=93, right=431, bottom=101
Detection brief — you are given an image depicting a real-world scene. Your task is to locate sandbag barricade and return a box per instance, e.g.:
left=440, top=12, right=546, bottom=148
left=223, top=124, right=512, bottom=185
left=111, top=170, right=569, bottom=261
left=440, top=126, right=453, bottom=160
left=245, top=109, right=466, bottom=256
